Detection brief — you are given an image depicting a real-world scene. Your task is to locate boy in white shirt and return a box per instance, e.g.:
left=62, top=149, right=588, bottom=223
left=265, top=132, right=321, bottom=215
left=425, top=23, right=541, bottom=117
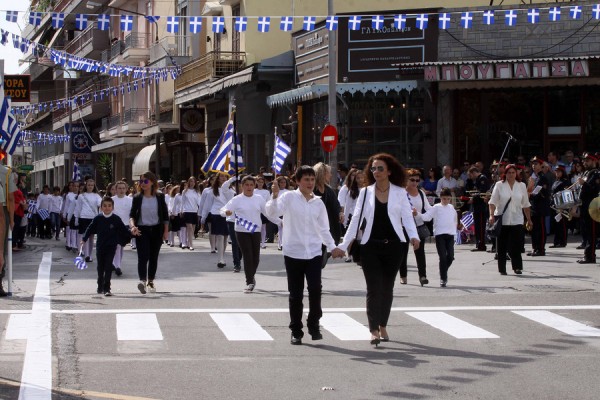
left=112, top=181, right=132, bottom=276
left=49, top=186, right=64, bottom=240
left=420, top=189, right=459, bottom=287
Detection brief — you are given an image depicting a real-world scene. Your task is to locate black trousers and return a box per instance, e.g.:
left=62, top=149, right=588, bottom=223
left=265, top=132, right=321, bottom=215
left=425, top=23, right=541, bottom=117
left=97, top=248, right=116, bottom=292
left=360, top=240, right=402, bottom=332
left=284, top=255, right=322, bottom=336
left=531, top=215, right=547, bottom=251
left=582, top=208, right=597, bottom=261
left=497, top=225, right=524, bottom=274
left=227, top=222, right=243, bottom=268
left=553, top=214, right=568, bottom=246
left=473, top=208, right=488, bottom=249
left=435, top=234, right=454, bottom=281
left=136, top=224, right=164, bottom=281
left=399, top=234, right=427, bottom=279
left=236, top=231, right=261, bottom=285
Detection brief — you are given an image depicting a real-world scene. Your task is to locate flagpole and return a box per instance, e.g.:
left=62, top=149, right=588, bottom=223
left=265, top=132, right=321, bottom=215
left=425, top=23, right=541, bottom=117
left=6, top=154, right=12, bottom=296
left=273, top=127, right=277, bottom=181
left=232, top=106, right=239, bottom=195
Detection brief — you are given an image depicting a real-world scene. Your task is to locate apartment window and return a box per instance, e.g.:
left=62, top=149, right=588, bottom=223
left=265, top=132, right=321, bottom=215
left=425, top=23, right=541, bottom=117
left=177, top=1, right=188, bottom=55
left=232, top=5, right=241, bottom=54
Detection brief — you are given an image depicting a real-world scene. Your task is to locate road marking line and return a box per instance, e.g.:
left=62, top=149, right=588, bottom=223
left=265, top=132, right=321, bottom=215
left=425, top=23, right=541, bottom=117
left=5, top=314, right=31, bottom=340
left=407, top=312, right=500, bottom=339
left=512, top=310, right=600, bottom=337
left=210, top=313, right=273, bottom=341
left=320, top=313, right=371, bottom=340
left=19, top=252, right=53, bottom=400
left=116, top=314, right=163, bottom=341
left=49, top=305, right=600, bottom=314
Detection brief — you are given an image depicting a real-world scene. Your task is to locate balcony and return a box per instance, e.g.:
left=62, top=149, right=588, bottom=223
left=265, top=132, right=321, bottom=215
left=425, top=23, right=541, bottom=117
left=52, top=87, right=110, bottom=131
left=175, top=51, right=246, bottom=92
left=65, top=25, right=109, bottom=59
left=149, top=36, right=192, bottom=68
left=120, top=33, right=150, bottom=64
left=122, top=108, right=149, bottom=134
left=102, top=40, right=124, bottom=63
left=100, top=114, right=122, bottom=140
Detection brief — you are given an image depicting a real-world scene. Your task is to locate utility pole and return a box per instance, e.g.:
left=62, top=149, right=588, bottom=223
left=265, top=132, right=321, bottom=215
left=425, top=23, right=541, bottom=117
left=327, top=0, right=338, bottom=189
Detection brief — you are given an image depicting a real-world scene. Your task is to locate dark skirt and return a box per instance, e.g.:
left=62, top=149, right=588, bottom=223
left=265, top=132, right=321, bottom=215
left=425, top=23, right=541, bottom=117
left=182, top=212, right=198, bottom=225
left=78, top=218, right=93, bottom=235
left=69, top=215, right=77, bottom=230
left=169, top=215, right=181, bottom=232
left=209, top=213, right=228, bottom=236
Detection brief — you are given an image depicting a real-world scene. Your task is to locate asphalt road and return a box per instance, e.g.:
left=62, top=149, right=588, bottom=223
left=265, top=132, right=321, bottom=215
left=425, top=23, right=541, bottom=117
left=1, top=233, right=600, bottom=400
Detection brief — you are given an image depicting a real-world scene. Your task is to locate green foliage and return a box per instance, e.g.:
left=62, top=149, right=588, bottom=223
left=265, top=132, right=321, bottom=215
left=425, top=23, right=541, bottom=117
left=97, top=154, right=113, bottom=188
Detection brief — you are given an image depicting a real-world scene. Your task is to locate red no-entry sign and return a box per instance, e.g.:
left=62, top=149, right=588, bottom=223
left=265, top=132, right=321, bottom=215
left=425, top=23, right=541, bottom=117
left=320, top=125, right=338, bottom=153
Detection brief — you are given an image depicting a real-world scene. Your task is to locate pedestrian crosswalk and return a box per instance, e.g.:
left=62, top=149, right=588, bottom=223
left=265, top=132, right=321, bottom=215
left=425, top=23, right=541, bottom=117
left=3, top=309, right=600, bottom=347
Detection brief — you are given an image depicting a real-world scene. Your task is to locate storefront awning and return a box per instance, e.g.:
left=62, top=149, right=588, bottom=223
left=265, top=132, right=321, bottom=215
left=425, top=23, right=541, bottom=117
left=175, top=66, right=255, bottom=106
left=131, top=145, right=157, bottom=180
left=91, top=137, right=146, bottom=153
left=266, top=80, right=419, bottom=108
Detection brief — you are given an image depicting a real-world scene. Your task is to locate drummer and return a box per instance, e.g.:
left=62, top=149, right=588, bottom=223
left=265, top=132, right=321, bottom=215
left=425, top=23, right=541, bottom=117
left=576, top=153, right=600, bottom=264
left=550, top=166, right=569, bottom=248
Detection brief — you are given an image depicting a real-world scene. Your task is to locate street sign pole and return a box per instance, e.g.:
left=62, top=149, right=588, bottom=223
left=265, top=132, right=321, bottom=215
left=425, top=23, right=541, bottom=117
left=327, top=0, right=338, bottom=189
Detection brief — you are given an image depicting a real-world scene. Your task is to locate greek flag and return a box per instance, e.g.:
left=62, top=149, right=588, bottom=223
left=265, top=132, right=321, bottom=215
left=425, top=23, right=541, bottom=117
left=0, top=82, right=22, bottom=155
left=26, top=200, right=36, bottom=218
left=202, top=120, right=235, bottom=173
left=235, top=214, right=258, bottom=233
left=38, top=208, right=50, bottom=221
left=73, top=161, right=82, bottom=181
left=272, top=134, right=291, bottom=174
left=460, top=212, right=474, bottom=229
left=74, top=254, right=87, bottom=270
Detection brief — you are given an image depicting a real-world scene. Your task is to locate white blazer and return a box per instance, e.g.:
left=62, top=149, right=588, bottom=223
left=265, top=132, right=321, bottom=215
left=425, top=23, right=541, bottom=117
left=338, top=183, right=418, bottom=251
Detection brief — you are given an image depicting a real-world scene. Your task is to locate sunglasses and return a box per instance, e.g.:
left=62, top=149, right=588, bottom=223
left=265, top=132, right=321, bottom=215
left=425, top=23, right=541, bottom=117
left=370, top=166, right=385, bottom=172
left=139, top=179, right=150, bottom=184
left=409, top=178, right=420, bottom=182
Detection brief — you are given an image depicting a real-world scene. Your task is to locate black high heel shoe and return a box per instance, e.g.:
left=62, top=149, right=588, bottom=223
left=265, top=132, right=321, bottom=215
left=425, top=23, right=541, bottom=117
left=419, top=276, right=429, bottom=287
left=370, top=331, right=381, bottom=347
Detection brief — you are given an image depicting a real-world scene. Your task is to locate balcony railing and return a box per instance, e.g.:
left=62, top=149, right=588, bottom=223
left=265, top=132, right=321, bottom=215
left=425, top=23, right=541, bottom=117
left=150, top=36, right=190, bottom=64
left=124, top=33, right=150, bottom=50
left=102, top=40, right=125, bottom=62
left=123, top=108, right=149, bottom=125
left=65, top=24, right=108, bottom=57
left=175, top=51, right=246, bottom=92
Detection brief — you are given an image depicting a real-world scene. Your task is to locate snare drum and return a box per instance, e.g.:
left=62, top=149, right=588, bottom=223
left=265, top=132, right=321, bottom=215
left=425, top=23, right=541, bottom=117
left=553, top=189, right=580, bottom=209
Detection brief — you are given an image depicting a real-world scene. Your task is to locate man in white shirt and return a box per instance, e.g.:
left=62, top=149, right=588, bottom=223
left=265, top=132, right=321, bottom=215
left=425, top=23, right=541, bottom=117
left=436, top=165, right=458, bottom=197
left=266, top=166, right=343, bottom=345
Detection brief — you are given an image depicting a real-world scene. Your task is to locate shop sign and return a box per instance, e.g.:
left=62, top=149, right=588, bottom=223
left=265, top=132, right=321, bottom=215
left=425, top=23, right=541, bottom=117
left=424, top=60, right=589, bottom=82
left=3, top=75, right=30, bottom=102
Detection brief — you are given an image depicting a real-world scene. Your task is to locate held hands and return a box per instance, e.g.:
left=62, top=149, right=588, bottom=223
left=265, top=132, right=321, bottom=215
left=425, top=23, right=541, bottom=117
left=131, top=226, right=142, bottom=236
left=331, top=248, right=345, bottom=259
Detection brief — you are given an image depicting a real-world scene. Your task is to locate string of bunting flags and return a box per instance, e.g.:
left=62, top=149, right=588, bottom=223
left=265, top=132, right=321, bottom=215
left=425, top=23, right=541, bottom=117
left=4, top=5, right=600, bottom=34
left=19, top=130, right=70, bottom=147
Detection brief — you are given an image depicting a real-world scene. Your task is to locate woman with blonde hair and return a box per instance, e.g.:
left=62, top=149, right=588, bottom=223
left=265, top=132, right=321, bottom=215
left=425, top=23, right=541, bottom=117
left=313, top=162, right=341, bottom=246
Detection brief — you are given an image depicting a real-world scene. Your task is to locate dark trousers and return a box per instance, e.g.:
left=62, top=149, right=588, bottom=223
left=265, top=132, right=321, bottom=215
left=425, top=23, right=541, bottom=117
left=136, top=224, right=164, bottom=281
left=27, top=214, right=37, bottom=236
left=435, top=234, right=454, bottom=281
left=236, top=231, right=261, bottom=285
left=50, top=212, right=61, bottom=238
left=497, top=225, right=524, bottom=273
left=473, top=208, right=488, bottom=249
left=12, top=215, right=25, bottom=248
left=582, top=209, right=597, bottom=261
left=284, top=255, right=322, bottom=336
left=227, top=222, right=242, bottom=268
left=97, top=248, right=116, bottom=292
left=360, top=241, right=402, bottom=332
left=37, top=216, right=51, bottom=238
left=531, top=215, right=547, bottom=251
left=398, top=235, right=427, bottom=279
left=553, top=215, right=568, bottom=246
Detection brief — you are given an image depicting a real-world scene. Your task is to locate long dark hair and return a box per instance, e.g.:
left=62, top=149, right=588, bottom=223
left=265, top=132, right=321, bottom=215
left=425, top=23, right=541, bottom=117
left=364, top=153, right=406, bottom=187
left=138, top=171, right=159, bottom=195
left=346, top=168, right=361, bottom=199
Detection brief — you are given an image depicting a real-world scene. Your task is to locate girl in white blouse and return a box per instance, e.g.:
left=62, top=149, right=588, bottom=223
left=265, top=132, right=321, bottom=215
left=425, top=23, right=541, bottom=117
left=489, top=164, right=533, bottom=276
left=74, top=178, right=102, bottom=262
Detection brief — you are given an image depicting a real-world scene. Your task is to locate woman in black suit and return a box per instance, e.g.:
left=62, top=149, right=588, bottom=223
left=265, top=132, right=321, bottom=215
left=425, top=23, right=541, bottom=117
left=129, top=171, right=169, bottom=294
left=338, top=153, right=419, bottom=346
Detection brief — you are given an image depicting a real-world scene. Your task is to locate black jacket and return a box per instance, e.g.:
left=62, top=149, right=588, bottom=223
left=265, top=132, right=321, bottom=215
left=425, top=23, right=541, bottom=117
left=83, top=214, right=130, bottom=252
left=129, top=192, right=169, bottom=226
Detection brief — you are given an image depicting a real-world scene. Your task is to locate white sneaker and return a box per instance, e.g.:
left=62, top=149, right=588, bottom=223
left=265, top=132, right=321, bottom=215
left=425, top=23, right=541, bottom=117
left=244, top=283, right=255, bottom=293
left=147, top=281, right=156, bottom=293
left=137, top=281, right=146, bottom=294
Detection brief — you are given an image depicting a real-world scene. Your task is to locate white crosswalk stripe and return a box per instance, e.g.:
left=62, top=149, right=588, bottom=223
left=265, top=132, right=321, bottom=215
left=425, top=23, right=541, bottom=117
left=319, top=313, right=371, bottom=340
left=5, top=314, right=32, bottom=340
left=210, top=313, right=274, bottom=341
left=512, top=310, right=600, bottom=337
left=116, top=313, right=163, bottom=341
left=406, top=312, right=500, bottom=339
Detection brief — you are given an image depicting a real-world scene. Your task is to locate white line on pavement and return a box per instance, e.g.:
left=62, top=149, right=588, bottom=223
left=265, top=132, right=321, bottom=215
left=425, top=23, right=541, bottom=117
left=407, top=311, right=500, bottom=339
left=512, top=310, right=600, bottom=337
left=116, top=314, right=163, bottom=341
left=19, top=252, right=53, bottom=400
left=210, top=313, right=273, bottom=341
left=46, top=305, right=600, bottom=314
left=320, top=313, right=371, bottom=340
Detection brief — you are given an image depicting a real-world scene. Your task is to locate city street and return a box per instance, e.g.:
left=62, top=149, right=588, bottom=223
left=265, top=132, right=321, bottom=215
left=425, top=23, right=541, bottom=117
left=1, top=235, right=600, bottom=400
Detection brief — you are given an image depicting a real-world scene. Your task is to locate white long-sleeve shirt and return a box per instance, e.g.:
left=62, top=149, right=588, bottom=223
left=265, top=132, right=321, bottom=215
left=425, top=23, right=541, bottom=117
left=172, top=193, right=182, bottom=215
left=63, top=192, right=78, bottom=218
left=74, top=192, right=102, bottom=221
left=420, top=203, right=458, bottom=236
left=207, top=177, right=237, bottom=216
left=112, top=195, right=133, bottom=225
left=36, top=193, right=52, bottom=210
left=181, top=188, right=202, bottom=213
left=221, top=193, right=268, bottom=233
left=48, top=195, right=63, bottom=213
left=407, top=189, right=433, bottom=226
left=489, top=180, right=531, bottom=226
left=265, top=189, right=336, bottom=259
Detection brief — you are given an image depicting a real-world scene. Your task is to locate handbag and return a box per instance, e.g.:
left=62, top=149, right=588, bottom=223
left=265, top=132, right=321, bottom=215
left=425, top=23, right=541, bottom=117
left=347, top=189, right=367, bottom=265
left=487, top=198, right=512, bottom=239
left=416, top=190, right=431, bottom=240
